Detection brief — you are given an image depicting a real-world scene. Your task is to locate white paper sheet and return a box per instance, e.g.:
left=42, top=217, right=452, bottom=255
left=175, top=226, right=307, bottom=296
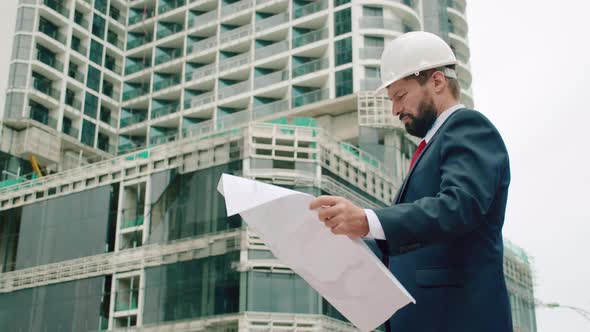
left=217, top=173, right=415, bottom=332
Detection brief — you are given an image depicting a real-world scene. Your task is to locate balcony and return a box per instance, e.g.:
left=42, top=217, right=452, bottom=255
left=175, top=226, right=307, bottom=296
left=184, top=91, right=215, bottom=109
left=123, top=87, right=150, bottom=101
left=221, top=0, right=253, bottom=18
left=68, top=67, right=85, bottom=83
left=159, top=0, right=186, bottom=15
left=185, top=63, right=216, bottom=82
left=292, top=88, right=328, bottom=108
left=74, top=11, right=89, bottom=29
left=219, top=52, right=250, bottom=72
left=109, top=6, right=126, bottom=26
left=98, top=141, right=116, bottom=154
left=187, top=36, right=217, bottom=54
left=43, top=0, right=69, bottom=18
left=255, top=41, right=289, bottom=61
left=255, top=12, right=289, bottom=32
left=35, top=51, right=64, bottom=72
left=120, top=113, right=147, bottom=127
left=125, top=61, right=151, bottom=75
left=152, top=103, right=180, bottom=119
left=65, top=94, right=82, bottom=111
left=447, top=0, right=466, bottom=13
left=253, top=99, right=289, bottom=119
left=153, top=74, right=181, bottom=91
left=155, top=49, right=183, bottom=66
left=129, top=9, right=155, bottom=25
left=30, top=107, right=58, bottom=129
left=71, top=41, right=87, bottom=56
left=292, top=58, right=329, bottom=78
left=105, top=59, right=122, bottom=75
left=107, top=32, right=125, bottom=50
left=219, top=25, right=252, bottom=45
left=188, top=10, right=218, bottom=29
left=254, top=70, right=289, bottom=89
left=62, top=125, right=79, bottom=138
left=292, top=28, right=328, bottom=48
left=157, top=23, right=184, bottom=40
left=39, top=25, right=67, bottom=45
left=218, top=80, right=251, bottom=100
left=359, top=16, right=410, bottom=32
left=127, top=34, right=153, bottom=50
left=359, top=47, right=383, bottom=60
left=293, top=0, right=328, bottom=20
left=103, top=86, right=121, bottom=101
left=32, top=77, right=60, bottom=101
left=360, top=78, right=381, bottom=91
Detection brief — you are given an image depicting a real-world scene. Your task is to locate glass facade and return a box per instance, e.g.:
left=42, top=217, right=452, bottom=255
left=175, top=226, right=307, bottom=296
left=334, top=8, right=352, bottom=36
left=335, top=37, right=353, bottom=66
left=143, top=252, right=240, bottom=324
left=148, top=162, right=243, bottom=244
left=0, top=277, right=107, bottom=332
left=0, top=184, right=117, bottom=271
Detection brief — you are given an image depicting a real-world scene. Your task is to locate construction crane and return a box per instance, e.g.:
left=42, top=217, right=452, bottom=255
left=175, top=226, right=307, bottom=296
left=536, top=300, right=590, bottom=323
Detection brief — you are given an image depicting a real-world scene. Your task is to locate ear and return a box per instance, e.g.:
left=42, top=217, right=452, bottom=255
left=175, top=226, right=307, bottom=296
left=430, top=71, right=447, bottom=94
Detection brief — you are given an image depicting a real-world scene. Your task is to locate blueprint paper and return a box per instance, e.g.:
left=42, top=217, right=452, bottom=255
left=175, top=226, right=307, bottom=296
left=217, top=173, right=415, bottom=332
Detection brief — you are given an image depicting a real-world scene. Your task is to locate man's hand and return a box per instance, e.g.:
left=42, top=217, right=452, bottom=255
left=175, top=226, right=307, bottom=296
left=309, top=195, right=369, bottom=238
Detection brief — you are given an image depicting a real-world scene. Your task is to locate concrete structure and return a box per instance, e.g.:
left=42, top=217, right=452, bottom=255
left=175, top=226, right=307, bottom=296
left=0, top=1, right=533, bottom=331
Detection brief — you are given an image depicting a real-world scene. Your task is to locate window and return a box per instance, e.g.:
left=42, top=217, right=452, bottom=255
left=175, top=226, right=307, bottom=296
left=87, top=65, right=101, bottom=92
left=335, top=68, right=353, bottom=97
left=334, top=8, right=351, bottom=36
left=365, top=66, right=380, bottom=78
left=92, top=14, right=106, bottom=39
left=335, top=37, right=352, bottom=66
left=90, top=40, right=103, bottom=65
left=363, top=6, right=383, bottom=17
left=81, top=120, right=96, bottom=147
left=364, top=36, right=384, bottom=48
left=84, top=92, right=98, bottom=118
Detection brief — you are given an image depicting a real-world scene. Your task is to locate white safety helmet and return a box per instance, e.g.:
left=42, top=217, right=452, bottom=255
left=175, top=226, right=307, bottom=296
left=375, top=31, right=458, bottom=96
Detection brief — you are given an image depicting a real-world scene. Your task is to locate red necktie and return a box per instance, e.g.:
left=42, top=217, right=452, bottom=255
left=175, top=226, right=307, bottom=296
left=409, top=140, right=426, bottom=170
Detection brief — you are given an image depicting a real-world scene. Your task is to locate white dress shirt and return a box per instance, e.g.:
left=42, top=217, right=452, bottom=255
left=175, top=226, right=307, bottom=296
left=364, top=104, right=465, bottom=240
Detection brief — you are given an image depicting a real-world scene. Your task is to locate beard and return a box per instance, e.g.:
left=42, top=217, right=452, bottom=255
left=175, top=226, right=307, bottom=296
left=402, top=95, right=438, bottom=138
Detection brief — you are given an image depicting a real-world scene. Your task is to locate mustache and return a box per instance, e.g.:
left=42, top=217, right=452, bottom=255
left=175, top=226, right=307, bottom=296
left=399, top=113, right=414, bottom=121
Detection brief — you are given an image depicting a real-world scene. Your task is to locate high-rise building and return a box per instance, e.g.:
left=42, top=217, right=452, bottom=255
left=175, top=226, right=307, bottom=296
left=504, top=240, right=538, bottom=332
left=0, top=1, right=532, bottom=331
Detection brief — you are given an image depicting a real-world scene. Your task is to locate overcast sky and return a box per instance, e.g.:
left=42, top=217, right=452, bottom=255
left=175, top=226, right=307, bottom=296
left=0, top=1, right=588, bottom=330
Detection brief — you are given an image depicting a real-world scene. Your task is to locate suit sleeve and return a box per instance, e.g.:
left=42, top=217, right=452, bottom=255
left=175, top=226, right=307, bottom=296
left=374, top=111, right=509, bottom=256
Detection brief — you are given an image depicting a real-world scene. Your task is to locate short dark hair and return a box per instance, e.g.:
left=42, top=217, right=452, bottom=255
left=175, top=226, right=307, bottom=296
left=403, top=65, right=460, bottom=100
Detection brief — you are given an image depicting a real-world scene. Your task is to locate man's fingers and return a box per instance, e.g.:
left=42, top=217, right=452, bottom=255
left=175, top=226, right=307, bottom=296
left=325, top=214, right=344, bottom=228
left=317, top=204, right=343, bottom=222
left=309, top=195, right=340, bottom=210
left=331, top=223, right=348, bottom=235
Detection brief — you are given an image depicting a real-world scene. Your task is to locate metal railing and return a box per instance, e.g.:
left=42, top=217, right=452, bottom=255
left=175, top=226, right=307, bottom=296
left=293, top=0, right=328, bottom=19
left=292, top=58, right=329, bottom=78
left=252, top=99, right=289, bottom=119
left=152, top=103, right=180, bottom=119
left=184, top=91, right=215, bottom=109
left=125, top=61, right=151, bottom=75
left=254, top=70, right=289, bottom=89
left=188, top=10, right=218, bottom=29
left=221, top=0, right=253, bottom=17
left=158, top=0, right=186, bottom=15
left=255, top=12, right=289, bottom=32
left=254, top=40, right=288, bottom=61
left=185, top=63, right=216, bottom=82
left=218, top=80, right=251, bottom=100
left=359, top=16, right=404, bottom=31
left=186, top=36, right=217, bottom=54
left=154, top=49, right=183, bottom=65
left=292, top=88, right=329, bottom=108
left=127, top=34, right=153, bottom=50
left=120, top=112, right=147, bottom=128
left=359, top=47, right=384, bottom=59
left=292, top=28, right=328, bottom=48
left=218, top=52, right=250, bottom=72
left=153, top=75, right=181, bottom=91
left=219, top=24, right=252, bottom=45
left=122, top=87, right=150, bottom=101
left=157, top=23, right=184, bottom=39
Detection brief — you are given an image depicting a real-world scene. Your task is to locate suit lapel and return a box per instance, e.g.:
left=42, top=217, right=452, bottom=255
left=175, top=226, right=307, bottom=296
left=393, top=109, right=466, bottom=204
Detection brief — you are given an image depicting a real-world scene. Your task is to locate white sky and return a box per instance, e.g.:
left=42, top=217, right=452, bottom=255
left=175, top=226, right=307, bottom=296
left=0, top=1, right=588, bottom=330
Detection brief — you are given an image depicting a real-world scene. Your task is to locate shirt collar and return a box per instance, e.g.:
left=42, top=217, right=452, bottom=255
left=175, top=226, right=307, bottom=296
left=424, top=104, right=465, bottom=143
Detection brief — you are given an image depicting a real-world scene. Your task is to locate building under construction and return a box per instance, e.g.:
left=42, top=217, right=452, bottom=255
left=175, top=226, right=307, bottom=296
left=0, top=0, right=535, bottom=331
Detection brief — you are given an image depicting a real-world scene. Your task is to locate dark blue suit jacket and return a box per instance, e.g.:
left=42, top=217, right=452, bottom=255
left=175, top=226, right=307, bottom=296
left=374, top=108, right=513, bottom=332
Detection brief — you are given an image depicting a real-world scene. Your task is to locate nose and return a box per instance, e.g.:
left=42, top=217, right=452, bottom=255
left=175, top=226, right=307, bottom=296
left=392, top=102, right=402, bottom=116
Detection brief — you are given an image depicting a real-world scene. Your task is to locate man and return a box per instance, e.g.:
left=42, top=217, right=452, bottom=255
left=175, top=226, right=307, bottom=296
left=309, top=31, right=512, bottom=331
